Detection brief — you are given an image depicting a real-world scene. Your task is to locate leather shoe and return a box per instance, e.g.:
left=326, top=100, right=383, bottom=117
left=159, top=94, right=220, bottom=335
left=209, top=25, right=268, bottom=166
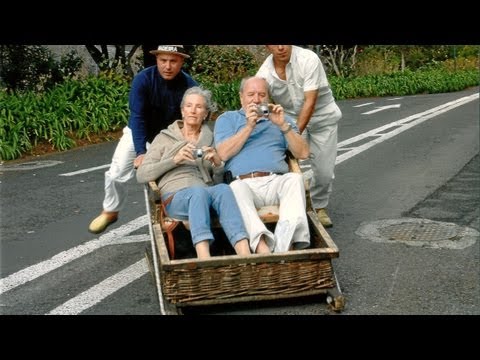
left=316, top=208, right=333, bottom=228
left=88, top=211, right=118, bottom=234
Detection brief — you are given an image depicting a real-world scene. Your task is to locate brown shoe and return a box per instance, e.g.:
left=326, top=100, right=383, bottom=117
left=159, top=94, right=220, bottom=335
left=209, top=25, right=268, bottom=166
left=316, top=208, right=333, bottom=228
left=88, top=211, right=118, bottom=234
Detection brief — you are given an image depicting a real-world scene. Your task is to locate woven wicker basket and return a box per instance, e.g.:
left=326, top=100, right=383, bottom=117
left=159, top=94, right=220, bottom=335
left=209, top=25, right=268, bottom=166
left=145, top=151, right=341, bottom=310
left=151, top=208, right=338, bottom=307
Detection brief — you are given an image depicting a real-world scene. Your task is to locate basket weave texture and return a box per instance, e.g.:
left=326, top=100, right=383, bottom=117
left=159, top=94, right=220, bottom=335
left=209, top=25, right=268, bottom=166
left=162, top=259, right=334, bottom=303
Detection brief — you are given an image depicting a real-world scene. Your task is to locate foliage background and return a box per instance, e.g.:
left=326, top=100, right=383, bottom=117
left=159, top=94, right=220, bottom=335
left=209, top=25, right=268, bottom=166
left=1, top=45, right=478, bottom=161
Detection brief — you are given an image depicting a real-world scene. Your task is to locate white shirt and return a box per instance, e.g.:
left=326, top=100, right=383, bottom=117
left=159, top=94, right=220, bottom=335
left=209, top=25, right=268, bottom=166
left=256, top=45, right=336, bottom=120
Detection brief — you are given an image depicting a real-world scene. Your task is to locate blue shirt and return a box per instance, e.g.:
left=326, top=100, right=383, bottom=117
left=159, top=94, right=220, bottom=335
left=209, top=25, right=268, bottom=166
left=128, top=66, right=198, bottom=155
left=214, top=109, right=298, bottom=177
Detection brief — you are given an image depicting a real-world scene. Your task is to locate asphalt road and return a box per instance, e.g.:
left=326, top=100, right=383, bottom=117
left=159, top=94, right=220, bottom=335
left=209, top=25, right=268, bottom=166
left=1, top=87, right=478, bottom=315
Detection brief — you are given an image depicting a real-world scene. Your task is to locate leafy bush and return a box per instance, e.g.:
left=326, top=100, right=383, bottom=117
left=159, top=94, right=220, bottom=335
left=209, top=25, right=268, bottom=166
left=352, top=46, right=401, bottom=76
left=441, top=55, right=479, bottom=72
left=0, top=45, right=83, bottom=93
left=330, top=68, right=479, bottom=100
left=405, top=46, right=450, bottom=70
left=0, top=75, right=129, bottom=160
left=203, top=80, right=242, bottom=118
left=455, top=45, right=480, bottom=58
left=188, top=46, right=258, bottom=84
left=351, top=45, right=472, bottom=75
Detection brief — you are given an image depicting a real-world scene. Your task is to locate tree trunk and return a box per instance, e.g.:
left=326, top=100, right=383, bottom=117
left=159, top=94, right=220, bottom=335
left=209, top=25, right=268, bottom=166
left=84, top=45, right=141, bottom=77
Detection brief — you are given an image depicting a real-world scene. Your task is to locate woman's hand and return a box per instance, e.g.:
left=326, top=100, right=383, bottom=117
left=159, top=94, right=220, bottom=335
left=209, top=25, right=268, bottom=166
left=202, top=146, right=222, bottom=167
left=173, top=143, right=196, bottom=164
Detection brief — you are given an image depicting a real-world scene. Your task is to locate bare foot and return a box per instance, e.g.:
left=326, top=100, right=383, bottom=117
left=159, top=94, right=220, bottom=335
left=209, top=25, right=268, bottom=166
left=234, top=239, right=251, bottom=256
left=195, top=240, right=211, bottom=259
left=255, top=235, right=271, bottom=254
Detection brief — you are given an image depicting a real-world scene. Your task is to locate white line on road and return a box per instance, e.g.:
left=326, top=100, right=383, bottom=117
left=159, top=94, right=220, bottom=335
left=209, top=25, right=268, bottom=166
left=361, top=104, right=401, bottom=115
left=385, top=264, right=400, bottom=308
left=353, top=102, right=374, bottom=108
left=47, top=259, right=148, bottom=315
left=0, top=216, right=149, bottom=295
left=337, top=93, right=479, bottom=165
left=59, top=164, right=110, bottom=176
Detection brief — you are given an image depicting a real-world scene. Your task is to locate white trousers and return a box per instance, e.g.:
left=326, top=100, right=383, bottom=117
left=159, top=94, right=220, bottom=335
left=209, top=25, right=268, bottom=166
left=230, top=173, right=310, bottom=253
left=103, top=126, right=138, bottom=212
left=302, top=102, right=342, bottom=210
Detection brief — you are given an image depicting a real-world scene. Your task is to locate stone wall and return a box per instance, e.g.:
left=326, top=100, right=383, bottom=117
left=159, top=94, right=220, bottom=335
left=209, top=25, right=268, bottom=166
left=46, top=45, right=143, bottom=76
left=45, top=45, right=98, bottom=76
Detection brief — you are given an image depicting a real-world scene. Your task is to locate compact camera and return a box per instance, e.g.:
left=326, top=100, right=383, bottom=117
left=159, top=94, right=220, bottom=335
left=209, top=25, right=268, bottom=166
left=256, top=103, right=270, bottom=117
left=192, top=148, right=204, bottom=158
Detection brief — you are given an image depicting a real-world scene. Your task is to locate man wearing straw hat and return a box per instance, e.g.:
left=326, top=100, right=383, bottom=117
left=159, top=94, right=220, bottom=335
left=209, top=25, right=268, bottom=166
left=89, top=45, right=198, bottom=234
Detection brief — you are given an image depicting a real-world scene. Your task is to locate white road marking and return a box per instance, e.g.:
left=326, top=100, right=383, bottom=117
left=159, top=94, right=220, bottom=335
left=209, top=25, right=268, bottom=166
left=387, top=97, right=403, bottom=101
left=361, top=104, right=401, bottom=115
left=353, top=102, right=375, bottom=108
left=59, top=164, right=110, bottom=176
left=0, top=215, right=148, bottom=295
left=337, top=93, right=479, bottom=164
left=385, top=265, right=400, bottom=308
left=1, top=160, right=64, bottom=171
left=47, top=259, right=148, bottom=315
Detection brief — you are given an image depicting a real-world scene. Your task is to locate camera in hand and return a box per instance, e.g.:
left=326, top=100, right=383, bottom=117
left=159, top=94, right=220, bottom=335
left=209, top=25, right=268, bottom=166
left=192, top=148, right=204, bottom=158
left=256, top=103, right=269, bottom=117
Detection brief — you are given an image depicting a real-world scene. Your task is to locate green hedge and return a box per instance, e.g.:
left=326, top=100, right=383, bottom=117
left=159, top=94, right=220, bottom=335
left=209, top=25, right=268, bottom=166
left=330, top=68, right=479, bottom=100
left=1, top=76, right=129, bottom=160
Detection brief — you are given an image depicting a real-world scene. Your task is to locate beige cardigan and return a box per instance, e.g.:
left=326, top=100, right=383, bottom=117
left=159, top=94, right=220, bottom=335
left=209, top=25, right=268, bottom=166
left=136, top=120, right=224, bottom=196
